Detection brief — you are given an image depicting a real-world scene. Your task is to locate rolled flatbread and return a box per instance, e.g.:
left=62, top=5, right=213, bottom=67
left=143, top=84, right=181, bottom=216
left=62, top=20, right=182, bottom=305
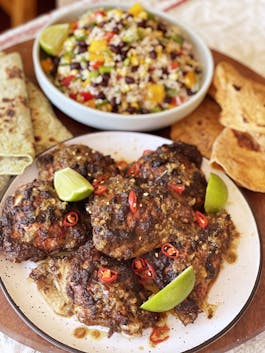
left=0, top=52, right=35, bottom=175
left=27, top=81, right=72, bottom=155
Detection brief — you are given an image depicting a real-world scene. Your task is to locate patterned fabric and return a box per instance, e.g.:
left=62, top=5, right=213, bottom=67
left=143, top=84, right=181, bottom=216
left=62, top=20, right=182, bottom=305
left=0, top=0, right=265, bottom=352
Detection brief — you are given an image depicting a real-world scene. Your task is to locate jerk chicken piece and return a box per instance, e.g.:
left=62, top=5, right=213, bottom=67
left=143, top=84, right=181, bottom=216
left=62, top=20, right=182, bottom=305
left=37, top=144, right=119, bottom=182
left=30, top=241, right=159, bottom=336
left=140, top=210, right=237, bottom=325
left=129, top=142, right=207, bottom=210
left=0, top=179, right=91, bottom=262
left=88, top=174, right=198, bottom=260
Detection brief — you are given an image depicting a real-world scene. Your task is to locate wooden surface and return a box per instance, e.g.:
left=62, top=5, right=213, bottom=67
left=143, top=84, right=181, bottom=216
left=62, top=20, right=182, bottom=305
left=0, top=40, right=265, bottom=353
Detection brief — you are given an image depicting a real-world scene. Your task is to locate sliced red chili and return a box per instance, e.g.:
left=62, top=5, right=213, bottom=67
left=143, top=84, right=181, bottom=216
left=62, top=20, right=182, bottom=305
left=98, top=267, right=118, bottom=284
left=94, top=184, right=108, bottom=195
left=92, top=175, right=106, bottom=188
left=95, top=10, right=106, bottom=16
left=63, top=211, right=79, bottom=226
left=150, top=326, right=170, bottom=345
left=161, top=242, right=179, bottom=259
left=131, top=258, right=156, bottom=282
left=195, top=210, right=208, bottom=229
left=61, top=75, right=75, bottom=87
left=168, top=183, right=185, bottom=194
left=127, top=161, right=141, bottom=176
left=128, top=190, right=137, bottom=213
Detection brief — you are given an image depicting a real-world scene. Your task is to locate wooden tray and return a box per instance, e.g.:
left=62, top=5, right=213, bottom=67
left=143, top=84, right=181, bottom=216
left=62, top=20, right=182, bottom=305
left=1, top=40, right=265, bottom=353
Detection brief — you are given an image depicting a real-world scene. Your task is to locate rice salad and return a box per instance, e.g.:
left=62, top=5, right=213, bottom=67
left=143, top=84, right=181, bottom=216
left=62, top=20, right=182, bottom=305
left=41, top=3, right=202, bottom=115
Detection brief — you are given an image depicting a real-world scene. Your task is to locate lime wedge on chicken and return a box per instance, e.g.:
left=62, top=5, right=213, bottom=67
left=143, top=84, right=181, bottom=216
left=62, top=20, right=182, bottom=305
left=204, top=173, right=228, bottom=213
left=39, top=23, right=69, bottom=56
left=54, top=167, right=94, bottom=202
left=140, top=265, right=195, bottom=312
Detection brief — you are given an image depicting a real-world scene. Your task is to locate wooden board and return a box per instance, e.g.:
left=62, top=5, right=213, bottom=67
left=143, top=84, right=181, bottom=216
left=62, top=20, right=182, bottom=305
left=0, top=40, right=265, bottom=353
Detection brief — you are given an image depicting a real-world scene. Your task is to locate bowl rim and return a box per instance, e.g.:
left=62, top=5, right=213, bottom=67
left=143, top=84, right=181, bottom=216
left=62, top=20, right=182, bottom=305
left=33, top=1, right=214, bottom=122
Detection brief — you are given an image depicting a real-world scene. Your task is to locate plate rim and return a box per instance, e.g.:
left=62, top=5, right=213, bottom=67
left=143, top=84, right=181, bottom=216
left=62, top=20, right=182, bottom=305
left=0, top=131, right=262, bottom=353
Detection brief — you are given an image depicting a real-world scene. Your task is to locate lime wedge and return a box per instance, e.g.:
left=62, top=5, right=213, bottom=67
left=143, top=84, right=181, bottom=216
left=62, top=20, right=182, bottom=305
left=39, top=23, right=69, bottom=56
left=54, top=167, right=94, bottom=202
left=140, top=265, right=195, bottom=312
left=204, top=173, right=228, bottom=213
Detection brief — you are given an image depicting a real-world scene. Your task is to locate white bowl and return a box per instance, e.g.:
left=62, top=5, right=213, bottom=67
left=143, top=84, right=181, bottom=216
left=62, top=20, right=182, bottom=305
left=33, top=2, right=214, bottom=131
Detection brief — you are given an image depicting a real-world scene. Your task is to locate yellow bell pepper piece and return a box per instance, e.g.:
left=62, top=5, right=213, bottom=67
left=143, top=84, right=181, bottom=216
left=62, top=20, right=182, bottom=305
left=184, top=71, right=197, bottom=88
left=145, top=84, right=165, bottom=104
left=88, top=39, right=107, bottom=53
left=88, top=52, right=105, bottom=62
left=129, top=3, right=144, bottom=16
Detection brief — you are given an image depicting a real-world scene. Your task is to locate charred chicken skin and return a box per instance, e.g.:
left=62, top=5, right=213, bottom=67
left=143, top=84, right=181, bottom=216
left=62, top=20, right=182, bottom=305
left=0, top=179, right=91, bottom=262
left=30, top=241, right=159, bottom=336
left=88, top=174, right=198, bottom=260
left=139, top=210, right=237, bottom=325
left=130, top=142, right=207, bottom=210
left=37, top=144, right=119, bottom=182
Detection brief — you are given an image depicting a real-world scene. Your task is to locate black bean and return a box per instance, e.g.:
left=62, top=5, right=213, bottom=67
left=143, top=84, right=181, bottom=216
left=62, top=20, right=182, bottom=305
left=141, top=108, right=150, bottom=114
left=77, top=42, right=88, bottom=54
left=70, top=62, right=81, bottom=70
left=157, top=22, right=167, bottom=33
left=127, top=105, right=137, bottom=114
left=187, top=88, right=196, bottom=96
left=164, top=96, right=172, bottom=103
left=138, top=20, right=147, bottom=28
left=125, top=76, right=135, bottom=84
left=112, top=26, right=119, bottom=34
left=149, top=50, right=157, bottom=59
left=162, top=67, right=169, bottom=75
left=131, top=65, right=139, bottom=72
left=170, top=51, right=179, bottom=60
left=120, top=51, right=128, bottom=61
left=101, top=73, right=110, bottom=87
left=110, top=97, right=118, bottom=112
left=110, top=44, right=121, bottom=54
left=96, top=91, right=106, bottom=99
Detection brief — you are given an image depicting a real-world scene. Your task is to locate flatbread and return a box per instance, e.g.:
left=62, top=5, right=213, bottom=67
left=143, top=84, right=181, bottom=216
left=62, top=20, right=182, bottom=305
left=27, top=81, right=72, bottom=155
left=0, top=175, right=10, bottom=197
left=170, top=95, right=223, bottom=159
left=213, top=61, right=265, bottom=134
left=0, top=52, right=35, bottom=175
left=210, top=127, right=265, bottom=192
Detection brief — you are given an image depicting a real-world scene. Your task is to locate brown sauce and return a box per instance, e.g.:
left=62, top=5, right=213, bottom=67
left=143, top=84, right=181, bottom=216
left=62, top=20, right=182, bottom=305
left=73, top=327, right=106, bottom=340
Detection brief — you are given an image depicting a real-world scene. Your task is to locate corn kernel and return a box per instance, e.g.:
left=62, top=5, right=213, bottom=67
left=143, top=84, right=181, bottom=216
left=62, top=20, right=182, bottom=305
left=131, top=102, right=139, bottom=109
left=145, top=84, right=165, bottom=104
left=86, top=99, right=96, bottom=108
left=131, top=56, right=139, bottom=66
left=88, top=39, right=107, bottom=53
left=184, top=71, right=197, bottom=88
left=41, top=58, right=54, bottom=74
left=88, top=52, right=105, bottom=62
left=138, top=11, right=148, bottom=19
left=128, top=3, right=144, bottom=16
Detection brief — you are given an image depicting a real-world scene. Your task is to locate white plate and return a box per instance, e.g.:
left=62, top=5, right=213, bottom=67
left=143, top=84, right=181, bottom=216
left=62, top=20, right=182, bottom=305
left=0, top=132, right=261, bottom=353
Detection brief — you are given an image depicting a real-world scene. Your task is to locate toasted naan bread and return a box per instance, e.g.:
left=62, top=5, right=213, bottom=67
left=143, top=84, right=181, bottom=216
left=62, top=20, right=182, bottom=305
left=213, top=62, right=265, bottom=134
left=170, top=95, right=223, bottom=159
left=210, top=127, right=265, bottom=192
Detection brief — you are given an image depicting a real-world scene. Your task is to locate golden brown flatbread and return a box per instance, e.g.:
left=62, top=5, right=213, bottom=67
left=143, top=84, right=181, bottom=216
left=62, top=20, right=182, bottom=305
left=210, top=127, right=265, bottom=192
left=213, top=61, right=265, bottom=134
left=0, top=52, right=35, bottom=175
left=170, top=95, right=223, bottom=159
left=27, top=81, right=72, bottom=155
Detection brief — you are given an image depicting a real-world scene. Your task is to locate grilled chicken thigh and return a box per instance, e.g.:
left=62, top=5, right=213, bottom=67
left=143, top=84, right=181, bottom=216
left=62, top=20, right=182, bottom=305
left=88, top=174, right=197, bottom=260
left=0, top=179, right=91, bottom=262
left=37, top=144, right=119, bottom=182
left=140, top=210, right=237, bottom=324
left=132, top=142, right=207, bottom=209
left=30, top=241, right=159, bottom=336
